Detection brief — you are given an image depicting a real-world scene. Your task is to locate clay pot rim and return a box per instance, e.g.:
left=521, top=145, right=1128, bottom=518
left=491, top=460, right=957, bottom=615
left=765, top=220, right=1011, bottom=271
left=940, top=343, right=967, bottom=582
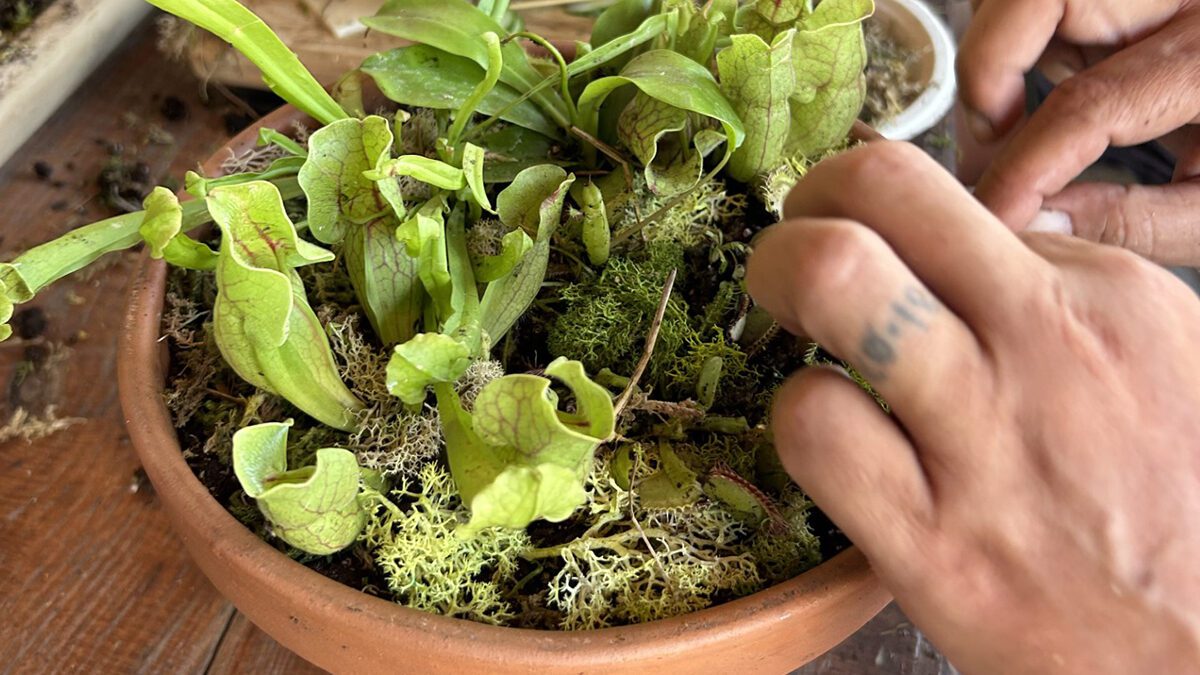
left=117, top=102, right=888, bottom=661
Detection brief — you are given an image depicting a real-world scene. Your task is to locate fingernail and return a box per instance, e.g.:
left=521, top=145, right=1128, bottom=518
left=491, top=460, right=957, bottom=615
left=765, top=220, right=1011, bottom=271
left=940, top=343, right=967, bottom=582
left=1028, top=209, right=1074, bottom=235
left=965, top=109, right=997, bottom=143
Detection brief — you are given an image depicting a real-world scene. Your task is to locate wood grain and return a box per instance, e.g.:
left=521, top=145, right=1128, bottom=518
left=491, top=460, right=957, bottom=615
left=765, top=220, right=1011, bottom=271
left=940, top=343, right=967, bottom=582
left=0, top=22, right=240, bottom=674
left=0, top=12, right=964, bottom=674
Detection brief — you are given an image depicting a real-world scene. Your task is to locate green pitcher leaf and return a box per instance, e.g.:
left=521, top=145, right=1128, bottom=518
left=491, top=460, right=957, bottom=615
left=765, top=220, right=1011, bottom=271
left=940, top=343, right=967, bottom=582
left=397, top=208, right=453, bottom=321
left=586, top=0, right=663, bottom=72
left=0, top=198, right=211, bottom=340
left=704, top=470, right=769, bottom=524
left=440, top=358, right=614, bottom=535
left=577, top=49, right=745, bottom=174
left=360, top=46, right=560, bottom=139
left=300, top=116, right=395, bottom=245
left=343, top=219, right=425, bottom=345
left=257, top=127, right=308, bottom=157
left=448, top=31, right=502, bottom=145
left=753, top=0, right=806, bottom=25
left=233, top=421, right=369, bottom=555
left=442, top=205, right=482, bottom=343
left=299, top=116, right=423, bottom=344
left=386, top=332, right=472, bottom=405
left=208, top=181, right=364, bottom=431
left=145, top=0, right=346, bottom=125
left=786, top=0, right=871, bottom=157
left=140, top=187, right=218, bottom=270
left=362, top=0, right=570, bottom=127
left=616, top=92, right=716, bottom=196
left=479, top=165, right=574, bottom=343
left=718, top=30, right=797, bottom=182
left=495, top=164, right=570, bottom=236
left=185, top=156, right=306, bottom=199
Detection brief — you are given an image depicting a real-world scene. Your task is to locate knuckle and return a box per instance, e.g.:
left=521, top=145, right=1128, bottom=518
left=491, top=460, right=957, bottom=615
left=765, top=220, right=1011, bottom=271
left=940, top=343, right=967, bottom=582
left=790, top=221, right=882, bottom=302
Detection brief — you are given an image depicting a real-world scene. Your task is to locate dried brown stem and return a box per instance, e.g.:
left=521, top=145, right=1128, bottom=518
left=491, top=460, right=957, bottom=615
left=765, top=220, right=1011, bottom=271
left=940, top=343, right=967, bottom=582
left=611, top=269, right=677, bottom=425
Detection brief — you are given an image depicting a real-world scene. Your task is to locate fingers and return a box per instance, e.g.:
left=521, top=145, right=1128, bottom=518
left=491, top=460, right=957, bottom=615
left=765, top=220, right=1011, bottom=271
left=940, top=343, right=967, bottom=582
left=771, top=367, right=931, bottom=565
left=747, top=218, right=993, bottom=474
left=783, top=141, right=1048, bottom=330
left=974, top=16, right=1200, bottom=228
left=957, top=0, right=1064, bottom=140
left=1039, top=180, right=1200, bottom=266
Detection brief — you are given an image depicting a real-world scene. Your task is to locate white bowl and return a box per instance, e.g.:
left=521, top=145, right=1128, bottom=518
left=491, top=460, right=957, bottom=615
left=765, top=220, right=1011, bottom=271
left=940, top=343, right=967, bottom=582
left=870, top=0, right=958, bottom=141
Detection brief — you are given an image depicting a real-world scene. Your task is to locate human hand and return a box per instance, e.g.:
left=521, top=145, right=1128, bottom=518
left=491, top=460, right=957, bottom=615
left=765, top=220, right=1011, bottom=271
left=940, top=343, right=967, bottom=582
left=748, top=142, right=1200, bottom=674
left=958, top=0, right=1200, bottom=266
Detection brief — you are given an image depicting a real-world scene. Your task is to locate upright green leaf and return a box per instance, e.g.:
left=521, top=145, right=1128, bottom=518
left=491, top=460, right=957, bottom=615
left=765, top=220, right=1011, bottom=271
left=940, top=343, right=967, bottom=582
left=233, top=421, right=371, bottom=555
left=578, top=181, right=610, bottom=266
left=208, top=181, right=364, bottom=431
left=145, top=0, right=346, bottom=125
left=461, top=143, right=492, bottom=213
left=438, top=358, right=614, bottom=535
left=447, top=32, right=502, bottom=145
left=362, top=0, right=570, bottom=127
left=586, top=0, right=661, bottom=72
left=360, top=46, right=560, bottom=139
left=718, top=30, right=797, bottom=181
left=786, top=0, right=872, bottom=157
left=479, top=166, right=574, bottom=343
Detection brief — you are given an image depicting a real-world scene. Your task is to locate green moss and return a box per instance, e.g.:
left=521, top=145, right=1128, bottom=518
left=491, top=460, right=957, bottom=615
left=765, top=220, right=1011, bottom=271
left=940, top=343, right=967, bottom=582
left=749, top=488, right=822, bottom=583
left=365, top=463, right=530, bottom=624
left=547, top=244, right=692, bottom=389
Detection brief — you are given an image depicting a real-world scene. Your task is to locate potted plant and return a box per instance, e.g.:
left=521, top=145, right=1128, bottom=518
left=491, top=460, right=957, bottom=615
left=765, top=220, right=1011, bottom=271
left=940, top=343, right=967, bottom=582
left=5, top=0, right=890, bottom=670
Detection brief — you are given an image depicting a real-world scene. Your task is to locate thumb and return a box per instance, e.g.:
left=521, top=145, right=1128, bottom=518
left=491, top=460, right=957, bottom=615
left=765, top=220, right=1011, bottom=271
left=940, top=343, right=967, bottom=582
left=1036, top=180, right=1200, bottom=267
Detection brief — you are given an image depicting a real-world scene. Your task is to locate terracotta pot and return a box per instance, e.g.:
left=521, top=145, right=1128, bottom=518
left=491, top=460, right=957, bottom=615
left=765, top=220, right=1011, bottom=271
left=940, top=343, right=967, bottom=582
left=118, top=104, right=890, bottom=674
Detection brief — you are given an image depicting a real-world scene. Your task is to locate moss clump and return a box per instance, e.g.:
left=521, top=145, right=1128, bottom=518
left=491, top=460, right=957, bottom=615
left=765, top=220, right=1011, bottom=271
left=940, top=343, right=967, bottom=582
left=749, top=488, right=823, bottom=584
left=547, top=243, right=690, bottom=386
left=364, top=463, right=530, bottom=625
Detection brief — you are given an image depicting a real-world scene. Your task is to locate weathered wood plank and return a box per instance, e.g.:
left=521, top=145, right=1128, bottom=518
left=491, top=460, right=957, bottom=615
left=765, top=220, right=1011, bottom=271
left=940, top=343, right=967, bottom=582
left=0, top=22, right=244, bottom=674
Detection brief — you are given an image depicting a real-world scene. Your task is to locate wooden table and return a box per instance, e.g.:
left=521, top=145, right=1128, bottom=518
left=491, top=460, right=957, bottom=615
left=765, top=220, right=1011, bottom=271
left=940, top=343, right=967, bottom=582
left=0, top=21, right=957, bottom=675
